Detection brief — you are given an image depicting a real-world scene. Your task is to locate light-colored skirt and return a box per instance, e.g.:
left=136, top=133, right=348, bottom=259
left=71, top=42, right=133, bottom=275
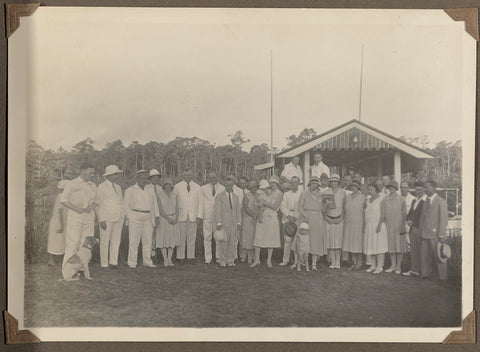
left=363, top=222, right=388, bottom=255
left=326, top=221, right=344, bottom=249
left=254, top=212, right=281, bottom=248
left=155, top=216, right=179, bottom=248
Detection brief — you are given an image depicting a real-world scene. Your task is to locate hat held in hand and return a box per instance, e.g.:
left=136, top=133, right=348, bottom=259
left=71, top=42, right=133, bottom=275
left=284, top=222, right=298, bottom=238
left=214, top=229, right=227, bottom=242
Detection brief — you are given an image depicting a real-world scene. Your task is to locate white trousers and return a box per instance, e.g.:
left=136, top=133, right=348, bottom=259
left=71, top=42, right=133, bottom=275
left=282, top=233, right=294, bottom=264
left=127, top=212, right=154, bottom=267
left=63, top=211, right=94, bottom=265
left=178, top=218, right=197, bottom=259
left=203, top=218, right=221, bottom=262
left=100, top=219, right=124, bottom=267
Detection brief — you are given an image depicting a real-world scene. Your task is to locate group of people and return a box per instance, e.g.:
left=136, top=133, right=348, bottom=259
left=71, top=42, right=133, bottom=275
left=47, top=152, right=450, bottom=281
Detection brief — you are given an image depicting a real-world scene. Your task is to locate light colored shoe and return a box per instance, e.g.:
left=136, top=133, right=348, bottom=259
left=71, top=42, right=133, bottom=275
left=373, top=268, right=383, bottom=274
left=290, top=264, right=297, bottom=270
left=204, top=260, right=211, bottom=264
left=144, top=264, right=157, bottom=268
left=328, top=265, right=335, bottom=269
left=306, top=267, right=310, bottom=272
left=279, top=262, right=288, bottom=266
left=312, top=265, right=317, bottom=271
left=394, top=270, right=402, bottom=275
left=128, top=265, right=136, bottom=269
left=366, top=266, right=376, bottom=273
left=250, top=261, right=260, bottom=268
left=267, top=261, right=273, bottom=268
left=297, top=266, right=301, bottom=271
left=385, top=267, right=395, bottom=273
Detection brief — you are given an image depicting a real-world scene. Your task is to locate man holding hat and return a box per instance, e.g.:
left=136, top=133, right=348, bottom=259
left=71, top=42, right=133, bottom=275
left=95, top=165, right=125, bottom=268
left=419, top=180, right=449, bottom=280
left=279, top=176, right=302, bottom=266
left=124, top=170, right=160, bottom=268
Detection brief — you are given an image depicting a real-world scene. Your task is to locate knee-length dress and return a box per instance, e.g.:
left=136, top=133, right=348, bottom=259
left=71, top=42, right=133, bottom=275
left=324, top=188, right=346, bottom=249
left=155, top=189, right=179, bottom=248
left=382, top=193, right=407, bottom=253
left=254, top=190, right=282, bottom=248
left=297, top=189, right=327, bottom=256
left=342, top=193, right=366, bottom=253
left=47, top=194, right=68, bottom=255
left=363, top=196, right=388, bottom=255
left=241, top=192, right=259, bottom=250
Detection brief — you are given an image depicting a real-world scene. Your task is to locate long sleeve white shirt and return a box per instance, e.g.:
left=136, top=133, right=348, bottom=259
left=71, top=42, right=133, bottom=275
left=280, top=189, right=303, bottom=223
left=95, top=180, right=124, bottom=222
left=281, top=162, right=304, bottom=184
left=124, top=183, right=160, bottom=225
left=310, top=161, right=331, bottom=178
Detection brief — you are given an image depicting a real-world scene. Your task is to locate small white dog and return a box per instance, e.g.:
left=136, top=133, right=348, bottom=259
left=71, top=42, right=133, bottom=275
left=62, top=236, right=99, bottom=281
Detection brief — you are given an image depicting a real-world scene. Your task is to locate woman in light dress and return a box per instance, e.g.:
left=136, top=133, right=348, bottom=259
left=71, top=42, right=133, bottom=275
left=342, top=180, right=366, bottom=270
left=252, top=176, right=283, bottom=268
left=241, top=180, right=260, bottom=265
left=323, top=174, right=346, bottom=269
left=363, top=183, right=388, bottom=274
left=297, top=176, right=327, bottom=271
left=380, top=180, right=407, bottom=274
left=47, top=180, right=70, bottom=266
left=155, top=178, right=179, bottom=267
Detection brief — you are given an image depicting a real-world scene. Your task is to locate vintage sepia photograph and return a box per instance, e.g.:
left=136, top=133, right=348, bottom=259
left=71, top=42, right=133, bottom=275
left=6, top=6, right=476, bottom=342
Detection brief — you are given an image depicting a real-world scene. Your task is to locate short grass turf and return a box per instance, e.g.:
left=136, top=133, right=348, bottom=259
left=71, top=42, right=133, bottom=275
left=24, top=258, right=461, bottom=328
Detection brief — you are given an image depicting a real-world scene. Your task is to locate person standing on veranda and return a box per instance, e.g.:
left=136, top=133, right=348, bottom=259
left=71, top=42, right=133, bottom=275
left=198, top=172, right=225, bottom=264
left=419, top=180, right=449, bottom=280
left=297, top=176, right=327, bottom=271
left=174, top=169, right=200, bottom=260
left=233, top=176, right=248, bottom=261
left=251, top=177, right=283, bottom=268
left=47, top=180, right=70, bottom=266
left=60, top=162, right=97, bottom=266
left=310, top=152, right=330, bottom=179
left=323, top=174, right=346, bottom=269
left=363, top=183, right=388, bottom=274
left=279, top=176, right=302, bottom=266
left=381, top=180, right=407, bottom=274
left=214, top=176, right=242, bottom=267
left=342, top=180, right=366, bottom=270
left=155, top=178, right=179, bottom=267
left=241, top=180, right=260, bottom=265
left=403, top=181, right=427, bottom=277
left=95, top=165, right=125, bottom=269
left=281, top=156, right=303, bottom=185
left=124, top=170, right=160, bottom=268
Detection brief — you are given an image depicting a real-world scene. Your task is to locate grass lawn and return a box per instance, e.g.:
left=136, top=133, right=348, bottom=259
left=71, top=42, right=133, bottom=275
left=24, top=256, right=461, bottom=328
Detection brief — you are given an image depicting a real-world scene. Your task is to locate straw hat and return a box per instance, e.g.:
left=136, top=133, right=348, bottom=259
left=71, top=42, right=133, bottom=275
left=308, top=176, right=320, bottom=186
left=436, top=242, right=452, bottom=264
left=349, top=180, right=362, bottom=190
left=103, top=165, right=122, bottom=177
left=259, top=179, right=271, bottom=189
left=148, top=169, right=161, bottom=178
left=386, top=180, right=399, bottom=191
left=136, top=169, right=148, bottom=176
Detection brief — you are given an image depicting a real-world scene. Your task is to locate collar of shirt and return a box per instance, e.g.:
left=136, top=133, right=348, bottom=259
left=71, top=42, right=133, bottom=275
left=429, top=193, right=437, bottom=202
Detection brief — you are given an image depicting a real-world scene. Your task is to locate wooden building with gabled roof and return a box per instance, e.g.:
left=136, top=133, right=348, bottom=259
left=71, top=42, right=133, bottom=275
left=275, top=119, right=435, bottom=185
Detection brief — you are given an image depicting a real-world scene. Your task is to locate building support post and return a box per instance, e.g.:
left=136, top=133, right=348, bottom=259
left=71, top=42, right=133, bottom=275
left=394, top=151, right=401, bottom=182
left=303, top=151, right=310, bottom=186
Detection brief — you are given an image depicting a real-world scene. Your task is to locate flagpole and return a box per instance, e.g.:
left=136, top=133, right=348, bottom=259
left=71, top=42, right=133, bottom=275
left=270, top=49, right=274, bottom=162
left=358, top=44, right=365, bottom=121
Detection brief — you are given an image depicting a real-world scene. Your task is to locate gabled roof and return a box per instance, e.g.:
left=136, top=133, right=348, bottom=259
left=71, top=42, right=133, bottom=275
left=276, top=119, right=435, bottom=159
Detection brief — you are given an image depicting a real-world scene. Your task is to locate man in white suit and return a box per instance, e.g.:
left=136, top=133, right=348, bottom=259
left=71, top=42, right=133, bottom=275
left=124, top=170, right=160, bottom=268
left=197, top=171, right=225, bottom=264
left=233, top=176, right=248, bottom=260
left=174, top=169, right=201, bottom=260
left=95, top=165, right=125, bottom=269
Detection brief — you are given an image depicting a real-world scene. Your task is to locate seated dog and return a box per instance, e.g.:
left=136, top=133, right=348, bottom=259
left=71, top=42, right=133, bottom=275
left=62, top=236, right=99, bottom=281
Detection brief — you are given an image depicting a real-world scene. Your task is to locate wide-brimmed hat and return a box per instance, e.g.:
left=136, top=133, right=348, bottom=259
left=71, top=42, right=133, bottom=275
left=437, top=242, right=452, bottom=264
left=259, top=179, right=271, bottom=189
left=386, top=180, right=399, bottom=191
left=57, top=180, right=70, bottom=190
left=103, top=165, right=122, bottom=177
left=136, top=169, right=148, bottom=176
left=214, top=229, right=226, bottom=242
left=269, top=176, right=280, bottom=185
left=284, top=222, right=298, bottom=238
left=299, top=222, right=310, bottom=230
left=328, top=174, right=341, bottom=184
left=349, top=180, right=362, bottom=190
left=247, top=180, right=259, bottom=190
left=308, top=176, right=320, bottom=187
left=148, top=169, right=161, bottom=178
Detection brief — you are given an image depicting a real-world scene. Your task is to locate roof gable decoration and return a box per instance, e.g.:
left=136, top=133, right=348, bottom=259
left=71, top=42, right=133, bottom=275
left=277, top=120, right=434, bottom=159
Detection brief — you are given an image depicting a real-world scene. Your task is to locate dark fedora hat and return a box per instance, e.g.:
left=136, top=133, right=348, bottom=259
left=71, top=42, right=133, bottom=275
left=284, top=222, right=298, bottom=238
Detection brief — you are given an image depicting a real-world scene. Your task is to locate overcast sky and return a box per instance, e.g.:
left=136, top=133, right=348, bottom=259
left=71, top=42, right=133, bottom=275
left=25, top=8, right=464, bottom=151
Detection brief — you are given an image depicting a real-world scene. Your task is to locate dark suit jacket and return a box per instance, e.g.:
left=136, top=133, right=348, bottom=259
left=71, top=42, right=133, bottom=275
left=419, top=193, right=448, bottom=239
left=406, top=198, right=425, bottom=229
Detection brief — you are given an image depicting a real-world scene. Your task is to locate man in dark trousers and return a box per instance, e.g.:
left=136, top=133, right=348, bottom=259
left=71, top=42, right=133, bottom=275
left=403, top=181, right=427, bottom=277
left=419, top=180, right=449, bottom=280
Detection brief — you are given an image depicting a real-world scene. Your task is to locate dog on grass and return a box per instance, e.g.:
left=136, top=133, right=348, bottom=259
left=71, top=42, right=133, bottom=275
left=61, top=236, right=99, bottom=281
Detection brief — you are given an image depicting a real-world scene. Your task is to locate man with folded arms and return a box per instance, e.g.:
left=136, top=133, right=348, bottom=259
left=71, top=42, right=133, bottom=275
left=96, top=165, right=125, bottom=269
left=124, top=170, right=160, bottom=268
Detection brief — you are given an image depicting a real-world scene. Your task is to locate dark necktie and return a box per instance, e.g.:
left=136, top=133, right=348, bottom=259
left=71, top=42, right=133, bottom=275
left=112, top=182, right=117, bottom=195
left=425, top=197, right=431, bottom=212
left=212, top=184, right=216, bottom=196
left=228, top=191, right=233, bottom=210
left=187, top=182, right=190, bottom=193
left=243, top=189, right=246, bottom=196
